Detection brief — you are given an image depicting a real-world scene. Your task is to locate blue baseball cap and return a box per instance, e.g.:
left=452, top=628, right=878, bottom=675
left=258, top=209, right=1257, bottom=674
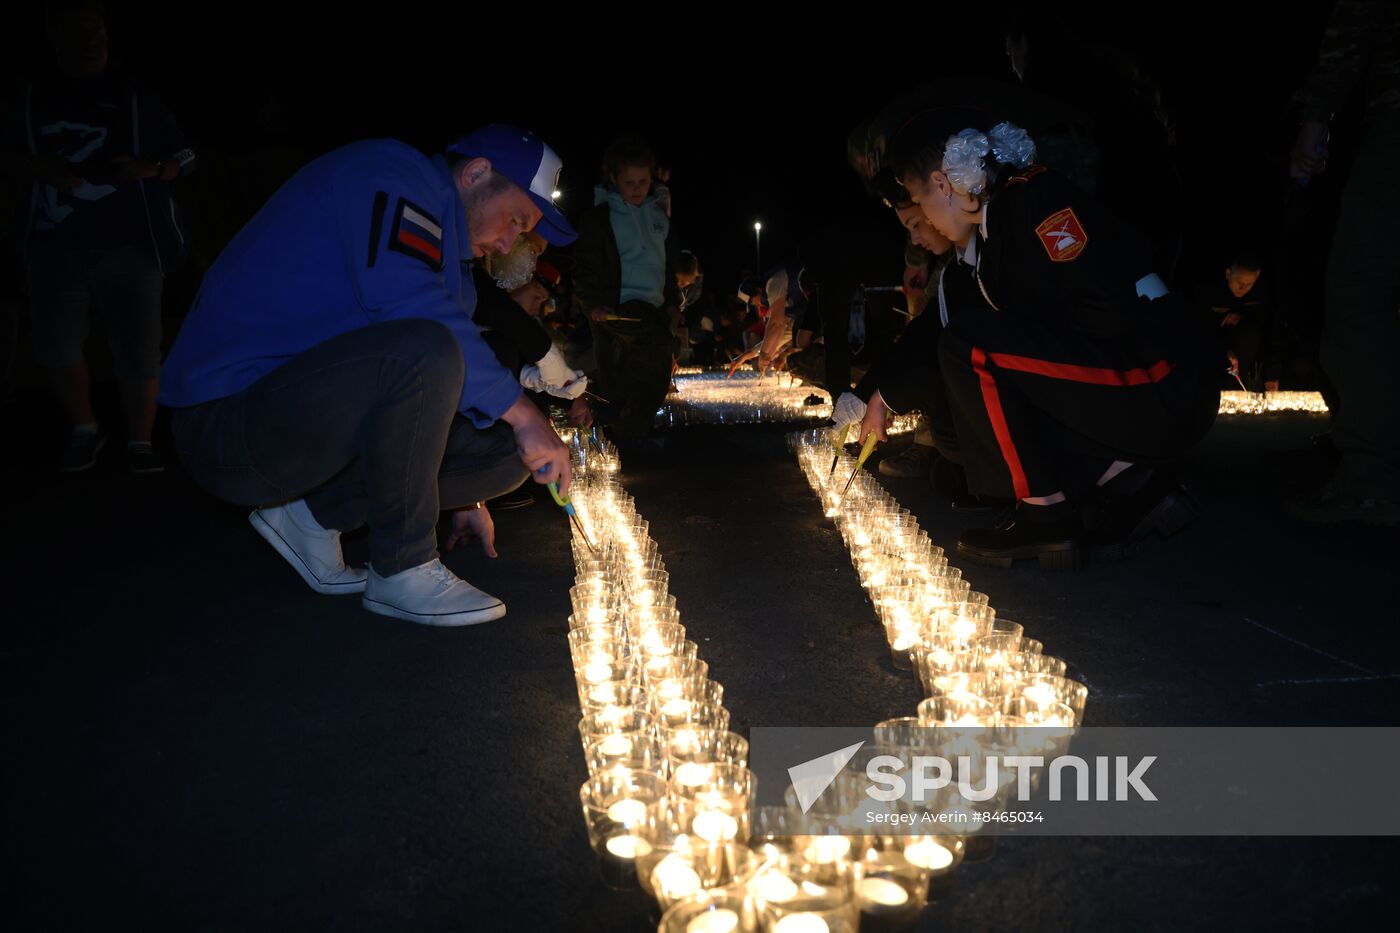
left=446, top=124, right=577, bottom=246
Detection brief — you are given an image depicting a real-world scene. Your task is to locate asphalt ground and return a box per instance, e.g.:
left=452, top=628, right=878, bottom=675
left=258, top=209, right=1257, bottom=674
left=3, top=397, right=1397, bottom=932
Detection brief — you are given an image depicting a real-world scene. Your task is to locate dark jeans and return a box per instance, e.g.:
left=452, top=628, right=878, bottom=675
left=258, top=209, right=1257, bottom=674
left=171, top=319, right=529, bottom=575
left=591, top=300, right=673, bottom=436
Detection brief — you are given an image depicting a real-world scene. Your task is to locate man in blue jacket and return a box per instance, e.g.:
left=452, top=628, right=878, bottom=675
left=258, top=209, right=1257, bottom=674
left=160, top=125, right=576, bottom=626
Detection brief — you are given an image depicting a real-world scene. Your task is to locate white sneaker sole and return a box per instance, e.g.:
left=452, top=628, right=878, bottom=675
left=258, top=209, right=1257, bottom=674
left=249, top=509, right=367, bottom=595
left=361, top=595, right=507, bottom=627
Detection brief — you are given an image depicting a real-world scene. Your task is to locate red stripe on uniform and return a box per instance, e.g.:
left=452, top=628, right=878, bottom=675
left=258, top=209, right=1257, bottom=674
left=397, top=229, right=442, bottom=262
left=986, top=353, right=1175, bottom=386
left=971, top=346, right=1031, bottom=500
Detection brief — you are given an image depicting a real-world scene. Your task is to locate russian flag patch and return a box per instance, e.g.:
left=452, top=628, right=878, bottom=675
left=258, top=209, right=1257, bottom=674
left=388, top=197, right=444, bottom=270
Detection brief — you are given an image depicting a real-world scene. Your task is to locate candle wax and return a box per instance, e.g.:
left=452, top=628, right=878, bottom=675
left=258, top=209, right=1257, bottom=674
left=858, top=876, right=910, bottom=908
left=661, top=698, right=695, bottom=720
left=583, top=662, right=614, bottom=684
left=772, top=915, right=829, bottom=933
left=802, top=836, right=851, bottom=863
left=652, top=854, right=703, bottom=900
left=605, top=834, right=652, bottom=859
left=673, top=762, right=714, bottom=787
left=685, top=909, right=739, bottom=933
left=692, top=809, right=739, bottom=843
left=598, top=734, right=633, bottom=757
left=903, top=839, right=954, bottom=870
left=606, top=798, right=647, bottom=825
left=752, top=868, right=799, bottom=903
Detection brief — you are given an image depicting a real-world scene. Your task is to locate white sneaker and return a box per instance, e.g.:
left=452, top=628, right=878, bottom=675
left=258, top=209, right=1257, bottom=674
left=249, top=499, right=368, bottom=595
left=362, top=559, right=506, bottom=626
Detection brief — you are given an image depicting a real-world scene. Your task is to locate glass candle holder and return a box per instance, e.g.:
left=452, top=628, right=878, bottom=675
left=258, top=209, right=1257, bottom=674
left=579, top=707, right=655, bottom=754
left=663, top=727, right=750, bottom=772
left=579, top=769, right=667, bottom=889
left=580, top=682, right=648, bottom=720
left=653, top=683, right=727, bottom=729
left=748, top=857, right=859, bottom=933
left=671, top=763, right=755, bottom=847
left=658, top=891, right=759, bottom=933
left=586, top=731, right=666, bottom=776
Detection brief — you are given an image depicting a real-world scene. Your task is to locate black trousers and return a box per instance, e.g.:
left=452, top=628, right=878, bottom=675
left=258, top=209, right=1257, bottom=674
left=939, top=309, right=1220, bottom=500
left=591, top=300, right=673, bottom=437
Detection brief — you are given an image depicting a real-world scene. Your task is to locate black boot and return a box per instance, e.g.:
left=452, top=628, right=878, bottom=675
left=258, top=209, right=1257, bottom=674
left=957, top=499, right=1083, bottom=571
left=930, top=454, right=1007, bottom=513
left=1087, top=467, right=1200, bottom=561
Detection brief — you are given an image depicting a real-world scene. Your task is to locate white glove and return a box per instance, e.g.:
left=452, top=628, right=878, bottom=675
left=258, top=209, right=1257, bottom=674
left=535, top=344, right=575, bottom=387
left=832, top=391, right=867, bottom=430
left=520, top=361, right=589, bottom=400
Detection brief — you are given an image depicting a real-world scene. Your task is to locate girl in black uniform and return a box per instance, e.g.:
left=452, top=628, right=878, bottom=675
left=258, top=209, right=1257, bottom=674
left=877, top=113, right=1221, bottom=569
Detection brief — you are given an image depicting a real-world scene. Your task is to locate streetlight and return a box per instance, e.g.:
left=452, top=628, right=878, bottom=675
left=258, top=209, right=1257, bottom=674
left=754, top=221, right=762, bottom=272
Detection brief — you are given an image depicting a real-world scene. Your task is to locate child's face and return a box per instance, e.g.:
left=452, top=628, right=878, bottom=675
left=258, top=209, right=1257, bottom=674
left=612, top=165, right=653, bottom=206
left=676, top=270, right=699, bottom=290
left=1225, top=266, right=1260, bottom=299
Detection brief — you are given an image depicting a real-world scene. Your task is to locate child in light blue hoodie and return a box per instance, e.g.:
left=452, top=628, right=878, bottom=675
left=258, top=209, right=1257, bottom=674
left=572, top=135, right=680, bottom=437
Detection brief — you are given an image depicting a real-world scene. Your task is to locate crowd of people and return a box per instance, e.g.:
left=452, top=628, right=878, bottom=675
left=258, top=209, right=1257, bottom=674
left=3, top=0, right=1396, bottom=625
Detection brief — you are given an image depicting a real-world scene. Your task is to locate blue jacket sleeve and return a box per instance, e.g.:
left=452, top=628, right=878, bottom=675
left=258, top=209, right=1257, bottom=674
left=331, top=151, right=522, bottom=426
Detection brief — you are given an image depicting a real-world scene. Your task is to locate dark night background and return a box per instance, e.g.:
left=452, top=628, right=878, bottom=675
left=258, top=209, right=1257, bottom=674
left=5, top=3, right=1395, bottom=932
left=0, top=0, right=1353, bottom=323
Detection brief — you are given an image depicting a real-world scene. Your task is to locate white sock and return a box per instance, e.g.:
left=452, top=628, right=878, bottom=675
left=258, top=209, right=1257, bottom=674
left=1098, top=461, right=1134, bottom=486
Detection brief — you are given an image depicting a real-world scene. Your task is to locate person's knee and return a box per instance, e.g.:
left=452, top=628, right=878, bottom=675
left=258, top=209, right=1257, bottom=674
left=380, top=319, right=464, bottom=388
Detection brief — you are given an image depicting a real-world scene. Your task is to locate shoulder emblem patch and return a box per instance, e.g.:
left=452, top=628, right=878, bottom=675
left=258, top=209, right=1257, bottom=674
left=388, top=197, right=444, bottom=270
left=1035, top=207, right=1088, bottom=262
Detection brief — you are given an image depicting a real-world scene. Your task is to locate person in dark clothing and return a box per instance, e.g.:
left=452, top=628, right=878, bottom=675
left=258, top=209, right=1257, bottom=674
left=884, top=112, right=1220, bottom=570
left=571, top=135, right=680, bottom=438
left=1, top=1, right=196, bottom=473
left=1287, top=0, right=1400, bottom=526
left=1194, top=254, right=1282, bottom=392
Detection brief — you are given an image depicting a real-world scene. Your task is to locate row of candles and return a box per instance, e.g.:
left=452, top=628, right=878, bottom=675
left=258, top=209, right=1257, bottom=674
left=554, top=427, right=982, bottom=932
left=659, top=371, right=923, bottom=434
left=1217, top=390, right=1328, bottom=415
left=663, top=368, right=1328, bottom=427
left=791, top=428, right=1088, bottom=732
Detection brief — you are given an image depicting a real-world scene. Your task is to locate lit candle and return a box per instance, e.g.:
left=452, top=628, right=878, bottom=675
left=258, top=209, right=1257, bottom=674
left=657, top=679, right=685, bottom=701
left=606, top=798, right=647, bottom=825
left=752, top=869, right=799, bottom=903
left=692, top=809, right=739, bottom=843
left=589, top=683, right=619, bottom=704
left=801, top=836, right=850, bottom=864
left=652, top=853, right=703, bottom=900
left=598, top=704, right=629, bottom=725
left=598, top=734, right=633, bottom=757
left=583, top=662, right=614, bottom=684
left=903, top=839, right=954, bottom=870
left=1023, top=684, right=1057, bottom=707
left=674, top=762, right=714, bottom=787
left=605, top=834, right=652, bottom=859
left=661, top=698, right=695, bottom=721
left=772, top=915, right=829, bottom=933
left=857, top=877, right=909, bottom=908
left=586, top=606, right=608, bottom=625
left=685, top=909, right=739, bottom=933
